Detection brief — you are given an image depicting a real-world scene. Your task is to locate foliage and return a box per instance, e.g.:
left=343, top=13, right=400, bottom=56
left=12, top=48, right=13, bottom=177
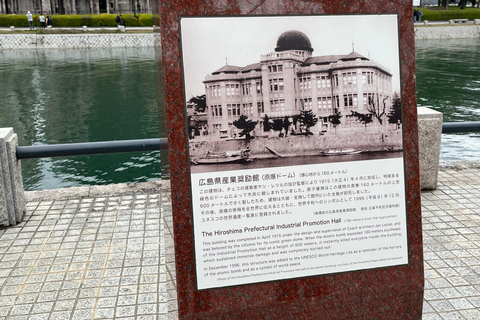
left=188, top=94, right=206, bottom=113
left=272, top=119, right=283, bottom=131
left=366, top=93, right=388, bottom=125
left=233, top=115, right=257, bottom=139
left=298, top=110, right=318, bottom=134
left=328, top=107, right=342, bottom=134
left=414, top=6, right=480, bottom=20
left=0, top=14, right=153, bottom=27
left=329, top=108, right=342, bottom=127
left=387, top=93, right=402, bottom=126
left=282, top=116, right=291, bottom=136
left=263, top=114, right=271, bottom=132
left=351, top=111, right=373, bottom=131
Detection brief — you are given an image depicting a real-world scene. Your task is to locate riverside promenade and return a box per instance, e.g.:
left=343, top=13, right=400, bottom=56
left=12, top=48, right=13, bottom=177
left=0, top=164, right=478, bottom=319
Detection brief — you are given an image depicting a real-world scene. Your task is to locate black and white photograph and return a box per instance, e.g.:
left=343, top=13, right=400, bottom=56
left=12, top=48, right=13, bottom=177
left=180, top=15, right=403, bottom=174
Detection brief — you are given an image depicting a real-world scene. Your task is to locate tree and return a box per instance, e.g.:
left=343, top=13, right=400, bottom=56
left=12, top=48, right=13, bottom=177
left=329, top=107, right=342, bottom=134
left=263, top=114, right=271, bottom=132
left=366, top=93, right=389, bottom=125
left=298, top=110, right=318, bottom=135
left=188, top=94, right=206, bottom=113
left=282, top=116, right=291, bottom=136
left=387, top=93, right=402, bottom=129
left=233, top=115, right=257, bottom=139
left=351, top=111, right=373, bottom=131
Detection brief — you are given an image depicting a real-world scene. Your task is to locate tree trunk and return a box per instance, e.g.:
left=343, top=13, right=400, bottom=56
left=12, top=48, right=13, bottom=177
left=459, top=0, right=468, bottom=9
left=443, top=0, right=448, bottom=10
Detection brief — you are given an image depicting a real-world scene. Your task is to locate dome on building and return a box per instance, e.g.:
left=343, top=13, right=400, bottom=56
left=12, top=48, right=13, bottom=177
left=275, top=30, right=314, bottom=52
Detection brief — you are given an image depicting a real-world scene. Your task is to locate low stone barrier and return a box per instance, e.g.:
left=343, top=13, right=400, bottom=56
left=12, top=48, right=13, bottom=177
left=0, top=128, right=25, bottom=226
left=415, top=25, right=480, bottom=39
left=0, top=33, right=160, bottom=50
left=417, top=107, right=443, bottom=190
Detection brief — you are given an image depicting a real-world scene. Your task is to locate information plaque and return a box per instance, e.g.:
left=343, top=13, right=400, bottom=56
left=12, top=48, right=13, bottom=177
left=158, top=0, right=423, bottom=318
left=181, top=15, right=408, bottom=290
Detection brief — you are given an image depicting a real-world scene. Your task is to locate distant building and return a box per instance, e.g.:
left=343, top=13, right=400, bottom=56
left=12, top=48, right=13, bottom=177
left=1, top=0, right=151, bottom=15
left=203, top=30, right=394, bottom=137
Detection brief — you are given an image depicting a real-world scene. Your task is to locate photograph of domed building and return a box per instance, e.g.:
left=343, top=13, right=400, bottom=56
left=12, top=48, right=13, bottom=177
left=203, top=29, right=395, bottom=138
left=181, top=15, right=403, bottom=170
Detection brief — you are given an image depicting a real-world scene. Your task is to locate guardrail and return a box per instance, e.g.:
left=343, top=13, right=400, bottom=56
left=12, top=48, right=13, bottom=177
left=16, top=138, right=168, bottom=159
left=442, top=121, right=480, bottom=133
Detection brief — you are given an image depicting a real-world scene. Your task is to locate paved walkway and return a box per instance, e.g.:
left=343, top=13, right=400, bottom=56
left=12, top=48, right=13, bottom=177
left=0, top=165, right=479, bottom=319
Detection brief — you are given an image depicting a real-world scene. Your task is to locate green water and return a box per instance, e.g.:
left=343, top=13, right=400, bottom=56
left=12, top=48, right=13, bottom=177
left=0, top=39, right=479, bottom=191
left=0, top=48, right=161, bottom=190
left=415, top=38, right=480, bottom=161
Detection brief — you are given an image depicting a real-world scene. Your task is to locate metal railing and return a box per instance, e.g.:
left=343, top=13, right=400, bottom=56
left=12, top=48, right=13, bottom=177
left=442, top=121, right=480, bottom=134
left=16, top=138, right=168, bottom=159
left=13, top=121, right=480, bottom=160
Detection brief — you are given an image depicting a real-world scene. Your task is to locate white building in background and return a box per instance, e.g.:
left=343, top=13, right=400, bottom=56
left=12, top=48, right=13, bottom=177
left=203, top=30, right=394, bottom=137
left=1, top=0, right=150, bottom=15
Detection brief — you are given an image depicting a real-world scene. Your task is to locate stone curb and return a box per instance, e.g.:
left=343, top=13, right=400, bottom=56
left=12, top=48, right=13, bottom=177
left=24, top=180, right=164, bottom=202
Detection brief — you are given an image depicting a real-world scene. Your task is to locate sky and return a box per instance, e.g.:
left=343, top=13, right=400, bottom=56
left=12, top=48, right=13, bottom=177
left=180, top=15, right=401, bottom=99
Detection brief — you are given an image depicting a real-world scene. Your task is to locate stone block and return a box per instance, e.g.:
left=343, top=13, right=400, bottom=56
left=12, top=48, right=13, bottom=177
left=0, top=128, right=25, bottom=226
left=5, top=133, right=26, bottom=223
left=418, top=107, right=443, bottom=190
left=0, top=128, right=16, bottom=225
left=474, top=19, right=480, bottom=25
left=10, top=26, right=15, bottom=31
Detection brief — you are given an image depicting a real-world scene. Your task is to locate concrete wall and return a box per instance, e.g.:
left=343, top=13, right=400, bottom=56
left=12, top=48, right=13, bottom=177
left=415, top=25, right=480, bottom=39
left=0, top=32, right=159, bottom=49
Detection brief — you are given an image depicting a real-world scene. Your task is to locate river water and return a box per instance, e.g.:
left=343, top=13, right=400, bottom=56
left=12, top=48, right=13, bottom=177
left=0, top=38, right=478, bottom=190
left=0, top=48, right=161, bottom=190
left=415, top=38, right=480, bottom=161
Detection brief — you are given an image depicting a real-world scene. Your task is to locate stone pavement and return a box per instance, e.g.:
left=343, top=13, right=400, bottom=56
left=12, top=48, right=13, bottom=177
left=0, top=165, right=479, bottom=319
left=422, top=163, right=480, bottom=320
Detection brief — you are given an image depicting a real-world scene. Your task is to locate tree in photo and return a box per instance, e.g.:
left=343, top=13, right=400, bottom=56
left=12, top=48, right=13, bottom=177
left=329, top=107, right=343, bottom=134
left=188, top=94, right=206, bottom=113
left=299, top=110, right=318, bottom=135
left=387, top=93, right=402, bottom=129
left=351, top=111, right=373, bottom=131
left=186, top=94, right=207, bottom=138
left=282, top=116, right=291, bottom=137
left=366, top=93, right=389, bottom=125
left=233, top=115, right=258, bottom=140
left=263, top=114, right=271, bottom=132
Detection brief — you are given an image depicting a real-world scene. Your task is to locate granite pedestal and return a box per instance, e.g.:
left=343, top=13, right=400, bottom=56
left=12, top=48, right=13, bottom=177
left=156, top=1, right=424, bottom=318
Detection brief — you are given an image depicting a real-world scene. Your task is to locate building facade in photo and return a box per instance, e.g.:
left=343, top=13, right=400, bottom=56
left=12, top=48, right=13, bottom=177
left=203, top=30, right=395, bottom=138
left=1, top=0, right=151, bottom=15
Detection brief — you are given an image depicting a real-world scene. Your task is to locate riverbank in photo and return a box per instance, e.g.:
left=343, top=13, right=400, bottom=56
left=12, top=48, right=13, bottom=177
left=188, top=130, right=403, bottom=159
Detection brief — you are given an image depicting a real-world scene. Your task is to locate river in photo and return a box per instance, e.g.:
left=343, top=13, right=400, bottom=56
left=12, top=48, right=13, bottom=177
left=190, top=151, right=404, bottom=174
left=0, top=38, right=478, bottom=190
